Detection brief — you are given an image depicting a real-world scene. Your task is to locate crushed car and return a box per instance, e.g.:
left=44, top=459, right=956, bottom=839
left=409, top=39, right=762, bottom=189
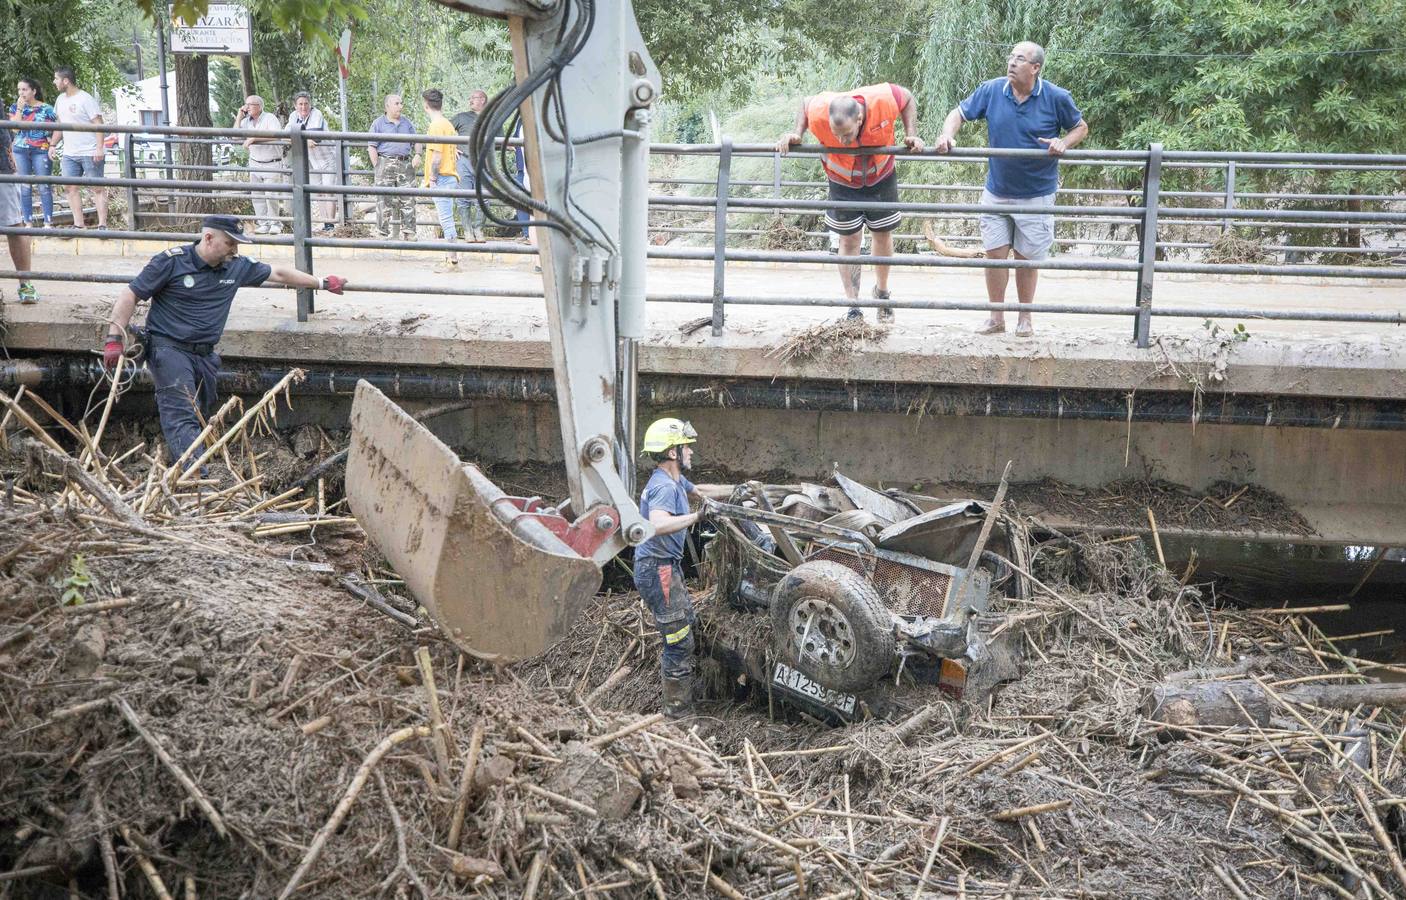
left=699, top=473, right=1026, bottom=723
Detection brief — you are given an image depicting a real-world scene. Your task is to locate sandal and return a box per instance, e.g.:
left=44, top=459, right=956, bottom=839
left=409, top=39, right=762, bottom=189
left=975, top=320, right=1006, bottom=335
left=1014, top=322, right=1035, bottom=337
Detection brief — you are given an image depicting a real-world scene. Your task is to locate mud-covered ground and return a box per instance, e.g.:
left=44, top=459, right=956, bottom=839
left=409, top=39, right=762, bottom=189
left=2, top=422, right=1404, bottom=898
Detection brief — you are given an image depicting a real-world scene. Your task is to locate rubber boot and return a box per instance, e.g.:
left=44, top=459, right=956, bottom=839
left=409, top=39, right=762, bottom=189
left=662, top=674, right=695, bottom=718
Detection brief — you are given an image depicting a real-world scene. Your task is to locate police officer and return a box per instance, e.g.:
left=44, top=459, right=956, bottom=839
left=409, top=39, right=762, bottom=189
left=101, top=215, right=347, bottom=464
left=633, top=417, right=707, bottom=717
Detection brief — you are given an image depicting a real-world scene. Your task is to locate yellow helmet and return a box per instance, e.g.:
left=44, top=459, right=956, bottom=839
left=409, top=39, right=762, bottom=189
left=642, top=417, right=698, bottom=453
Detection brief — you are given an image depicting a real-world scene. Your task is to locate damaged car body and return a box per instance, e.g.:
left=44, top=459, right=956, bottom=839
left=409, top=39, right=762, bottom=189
left=699, top=475, right=1027, bottom=724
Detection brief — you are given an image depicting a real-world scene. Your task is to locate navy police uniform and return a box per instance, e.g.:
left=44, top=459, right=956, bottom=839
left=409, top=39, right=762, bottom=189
left=127, top=231, right=271, bottom=460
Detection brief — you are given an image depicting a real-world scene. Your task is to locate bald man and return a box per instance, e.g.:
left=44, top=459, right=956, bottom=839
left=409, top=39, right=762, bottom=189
left=235, top=95, right=286, bottom=234
left=779, top=83, right=922, bottom=320
left=369, top=94, right=421, bottom=239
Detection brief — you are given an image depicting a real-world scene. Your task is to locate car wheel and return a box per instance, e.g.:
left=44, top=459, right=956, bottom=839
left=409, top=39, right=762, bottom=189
left=770, top=560, right=894, bottom=692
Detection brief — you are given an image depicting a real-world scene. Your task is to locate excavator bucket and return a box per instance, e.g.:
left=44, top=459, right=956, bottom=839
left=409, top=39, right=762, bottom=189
left=345, top=381, right=602, bottom=662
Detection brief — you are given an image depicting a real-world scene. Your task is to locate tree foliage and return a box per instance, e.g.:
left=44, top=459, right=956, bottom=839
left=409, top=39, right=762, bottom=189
left=1072, top=0, right=1406, bottom=156
left=0, top=0, right=131, bottom=107
left=134, top=0, right=367, bottom=43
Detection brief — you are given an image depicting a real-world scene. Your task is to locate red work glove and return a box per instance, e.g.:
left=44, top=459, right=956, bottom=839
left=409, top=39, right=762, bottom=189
left=102, top=337, right=123, bottom=371
left=321, top=275, right=347, bottom=294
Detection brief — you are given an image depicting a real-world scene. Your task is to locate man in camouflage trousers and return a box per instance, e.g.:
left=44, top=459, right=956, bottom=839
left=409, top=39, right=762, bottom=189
left=367, top=94, right=421, bottom=239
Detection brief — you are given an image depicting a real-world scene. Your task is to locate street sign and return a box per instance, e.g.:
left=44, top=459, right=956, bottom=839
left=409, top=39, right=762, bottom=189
left=336, top=29, right=353, bottom=78
left=169, top=2, right=253, bottom=55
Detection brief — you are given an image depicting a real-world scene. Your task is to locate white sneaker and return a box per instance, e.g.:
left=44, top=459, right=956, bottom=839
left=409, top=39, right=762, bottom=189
left=268, top=225, right=284, bottom=235
left=254, top=224, right=269, bottom=234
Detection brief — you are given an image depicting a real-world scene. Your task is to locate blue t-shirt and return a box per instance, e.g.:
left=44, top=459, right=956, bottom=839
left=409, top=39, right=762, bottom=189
left=959, top=77, right=1083, bottom=199
left=635, top=468, right=695, bottom=561
left=129, top=243, right=272, bottom=345
left=369, top=114, right=417, bottom=157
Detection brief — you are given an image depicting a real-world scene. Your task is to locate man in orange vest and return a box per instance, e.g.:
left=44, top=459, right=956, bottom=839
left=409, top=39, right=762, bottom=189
left=778, top=84, right=923, bottom=321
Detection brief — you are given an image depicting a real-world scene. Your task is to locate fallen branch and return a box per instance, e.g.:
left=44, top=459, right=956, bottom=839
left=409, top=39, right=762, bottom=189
left=91, top=792, right=120, bottom=900
left=173, top=369, right=305, bottom=486
left=276, top=725, right=429, bottom=900
left=21, top=438, right=145, bottom=529
left=339, top=577, right=417, bottom=629
left=991, top=799, right=1072, bottom=821
left=588, top=713, right=665, bottom=750
left=374, top=771, right=431, bottom=900
left=415, top=646, right=454, bottom=785
left=117, top=826, right=174, bottom=900
left=447, top=721, right=485, bottom=851
left=114, top=696, right=228, bottom=839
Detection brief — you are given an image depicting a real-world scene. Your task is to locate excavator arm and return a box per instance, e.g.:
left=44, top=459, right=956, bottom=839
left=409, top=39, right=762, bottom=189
left=346, top=0, right=659, bottom=661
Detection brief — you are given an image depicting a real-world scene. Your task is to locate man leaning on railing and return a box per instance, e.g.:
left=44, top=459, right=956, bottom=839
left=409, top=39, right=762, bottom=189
left=778, top=82, right=923, bottom=322
left=236, top=95, right=286, bottom=235
left=935, top=41, right=1088, bottom=338
left=290, top=92, right=339, bottom=232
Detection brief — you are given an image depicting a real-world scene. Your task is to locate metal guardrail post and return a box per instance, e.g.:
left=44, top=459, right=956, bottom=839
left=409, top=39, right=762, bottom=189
left=290, top=133, right=316, bottom=321
left=1222, top=160, right=1236, bottom=234
left=772, top=149, right=782, bottom=198
left=711, top=136, right=732, bottom=336
left=338, top=143, right=351, bottom=226
left=122, top=137, right=140, bottom=230
left=1133, top=142, right=1163, bottom=348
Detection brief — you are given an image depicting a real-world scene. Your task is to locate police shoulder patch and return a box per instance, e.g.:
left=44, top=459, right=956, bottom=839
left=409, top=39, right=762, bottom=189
left=163, top=247, right=184, bottom=257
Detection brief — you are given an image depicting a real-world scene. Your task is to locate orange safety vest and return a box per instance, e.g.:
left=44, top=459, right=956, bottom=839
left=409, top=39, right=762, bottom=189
left=806, top=84, right=902, bottom=188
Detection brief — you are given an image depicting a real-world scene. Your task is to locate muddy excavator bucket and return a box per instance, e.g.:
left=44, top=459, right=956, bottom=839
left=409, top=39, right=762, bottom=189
left=345, top=381, right=602, bottom=662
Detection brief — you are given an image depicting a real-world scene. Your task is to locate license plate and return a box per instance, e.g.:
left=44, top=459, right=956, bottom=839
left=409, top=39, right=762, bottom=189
left=772, top=662, right=857, bottom=716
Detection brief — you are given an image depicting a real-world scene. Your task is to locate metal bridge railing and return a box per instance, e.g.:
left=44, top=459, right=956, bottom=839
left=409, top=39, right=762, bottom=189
left=0, top=121, right=1403, bottom=346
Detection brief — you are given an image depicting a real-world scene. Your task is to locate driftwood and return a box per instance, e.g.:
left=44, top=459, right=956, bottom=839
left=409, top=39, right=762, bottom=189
left=21, top=439, right=145, bottom=529
left=1145, top=678, right=1406, bottom=729
left=923, top=219, right=985, bottom=258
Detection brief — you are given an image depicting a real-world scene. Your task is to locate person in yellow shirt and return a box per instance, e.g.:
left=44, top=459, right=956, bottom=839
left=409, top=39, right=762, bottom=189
left=421, top=88, right=460, bottom=272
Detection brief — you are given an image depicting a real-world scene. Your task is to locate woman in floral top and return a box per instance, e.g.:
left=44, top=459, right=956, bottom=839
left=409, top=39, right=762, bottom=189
left=9, top=77, right=57, bottom=227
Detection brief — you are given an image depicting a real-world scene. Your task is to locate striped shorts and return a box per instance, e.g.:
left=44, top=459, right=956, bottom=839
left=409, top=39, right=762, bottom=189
left=824, top=172, right=901, bottom=236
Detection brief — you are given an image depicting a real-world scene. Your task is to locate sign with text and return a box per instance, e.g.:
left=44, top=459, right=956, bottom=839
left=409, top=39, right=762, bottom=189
left=170, top=3, right=253, bottom=55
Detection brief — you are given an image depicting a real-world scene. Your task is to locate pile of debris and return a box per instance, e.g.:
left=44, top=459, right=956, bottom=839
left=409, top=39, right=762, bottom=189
left=768, top=319, right=891, bottom=365
left=968, top=476, right=1317, bottom=536
left=3, top=375, right=1406, bottom=898
left=1205, top=229, right=1273, bottom=265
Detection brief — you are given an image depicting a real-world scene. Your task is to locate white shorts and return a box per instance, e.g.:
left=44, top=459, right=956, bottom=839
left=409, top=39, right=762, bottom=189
left=978, top=189, right=1056, bottom=260
left=0, top=180, right=20, bottom=226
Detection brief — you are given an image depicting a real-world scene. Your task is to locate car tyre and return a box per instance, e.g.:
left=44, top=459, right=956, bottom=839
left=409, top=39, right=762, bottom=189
left=770, top=560, right=894, bottom=692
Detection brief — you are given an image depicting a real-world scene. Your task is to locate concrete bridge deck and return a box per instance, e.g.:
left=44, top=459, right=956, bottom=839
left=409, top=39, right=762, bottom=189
left=4, top=243, right=1406, bottom=553
left=3, top=241, right=1404, bottom=400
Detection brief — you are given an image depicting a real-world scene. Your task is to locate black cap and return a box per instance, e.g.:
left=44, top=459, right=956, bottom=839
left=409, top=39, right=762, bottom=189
left=201, top=214, right=250, bottom=242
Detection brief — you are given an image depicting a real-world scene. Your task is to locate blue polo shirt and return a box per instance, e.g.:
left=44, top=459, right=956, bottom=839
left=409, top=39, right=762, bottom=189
left=636, top=467, right=696, bottom=562
left=129, top=244, right=272, bottom=345
left=959, top=77, right=1083, bottom=199
left=369, top=114, right=417, bottom=157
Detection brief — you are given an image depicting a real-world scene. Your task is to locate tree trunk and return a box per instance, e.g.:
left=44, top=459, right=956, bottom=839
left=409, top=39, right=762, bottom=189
left=174, top=53, right=214, bottom=228
left=240, top=55, right=257, bottom=98
left=1145, top=679, right=1406, bottom=732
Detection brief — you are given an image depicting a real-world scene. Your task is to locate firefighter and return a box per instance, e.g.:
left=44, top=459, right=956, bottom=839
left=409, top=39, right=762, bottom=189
left=633, top=417, right=706, bottom=717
